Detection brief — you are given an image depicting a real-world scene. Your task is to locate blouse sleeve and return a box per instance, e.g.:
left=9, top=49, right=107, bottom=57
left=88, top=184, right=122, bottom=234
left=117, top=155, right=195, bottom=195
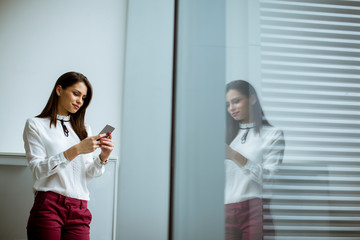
left=242, top=129, right=285, bottom=184
left=84, top=124, right=105, bottom=178
left=262, top=129, right=285, bottom=175
left=23, top=119, right=70, bottom=181
left=86, top=155, right=105, bottom=178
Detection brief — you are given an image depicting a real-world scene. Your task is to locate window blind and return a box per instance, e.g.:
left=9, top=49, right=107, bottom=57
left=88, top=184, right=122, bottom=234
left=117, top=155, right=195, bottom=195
left=259, top=0, right=360, bottom=239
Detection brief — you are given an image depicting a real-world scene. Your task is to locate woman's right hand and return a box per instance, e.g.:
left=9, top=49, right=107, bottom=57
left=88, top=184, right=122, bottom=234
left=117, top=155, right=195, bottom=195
left=77, top=133, right=107, bottom=154
left=225, top=144, right=248, bottom=167
left=64, top=133, right=107, bottom=161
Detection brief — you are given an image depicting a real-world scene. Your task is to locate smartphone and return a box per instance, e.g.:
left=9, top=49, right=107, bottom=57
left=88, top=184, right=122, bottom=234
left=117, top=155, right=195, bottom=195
left=99, top=124, right=115, bottom=137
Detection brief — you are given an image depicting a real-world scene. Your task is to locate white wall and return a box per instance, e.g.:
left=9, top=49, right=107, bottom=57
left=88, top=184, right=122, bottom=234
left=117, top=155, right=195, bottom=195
left=0, top=0, right=126, bottom=156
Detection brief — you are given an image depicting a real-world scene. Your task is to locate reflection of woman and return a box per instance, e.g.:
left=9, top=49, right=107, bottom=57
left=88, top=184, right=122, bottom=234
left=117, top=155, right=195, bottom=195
left=23, top=72, right=114, bottom=240
left=225, top=80, right=284, bottom=240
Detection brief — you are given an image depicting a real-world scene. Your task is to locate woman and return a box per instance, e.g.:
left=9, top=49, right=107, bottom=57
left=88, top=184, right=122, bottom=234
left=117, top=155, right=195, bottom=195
left=225, top=80, right=284, bottom=240
left=23, top=72, right=114, bottom=240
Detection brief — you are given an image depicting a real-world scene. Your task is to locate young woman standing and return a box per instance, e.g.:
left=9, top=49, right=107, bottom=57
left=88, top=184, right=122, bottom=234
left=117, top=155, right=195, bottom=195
left=23, top=72, right=114, bottom=240
left=225, top=80, right=285, bottom=240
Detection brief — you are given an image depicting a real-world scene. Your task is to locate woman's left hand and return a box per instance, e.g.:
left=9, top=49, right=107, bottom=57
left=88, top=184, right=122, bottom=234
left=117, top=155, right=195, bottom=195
left=99, top=132, right=114, bottom=162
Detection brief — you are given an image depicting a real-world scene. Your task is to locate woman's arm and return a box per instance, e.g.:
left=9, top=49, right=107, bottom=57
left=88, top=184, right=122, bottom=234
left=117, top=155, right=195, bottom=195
left=84, top=127, right=114, bottom=178
left=23, top=119, right=69, bottom=180
left=262, top=130, right=285, bottom=174
left=226, top=144, right=247, bottom=166
left=225, top=128, right=285, bottom=184
left=24, top=119, right=109, bottom=180
left=63, top=133, right=107, bottom=161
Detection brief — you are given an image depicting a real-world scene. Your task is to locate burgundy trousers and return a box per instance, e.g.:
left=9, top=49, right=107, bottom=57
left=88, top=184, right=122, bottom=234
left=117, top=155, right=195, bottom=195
left=27, top=191, right=92, bottom=240
left=225, top=198, right=263, bottom=240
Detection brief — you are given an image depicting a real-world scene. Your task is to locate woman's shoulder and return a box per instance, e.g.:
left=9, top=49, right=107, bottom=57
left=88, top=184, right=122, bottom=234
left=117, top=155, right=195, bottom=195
left=26, top=116, right=50, bottom=125
left=261, top=125, right=284, bottom=139
left=25, top=117, right=51, bottom=130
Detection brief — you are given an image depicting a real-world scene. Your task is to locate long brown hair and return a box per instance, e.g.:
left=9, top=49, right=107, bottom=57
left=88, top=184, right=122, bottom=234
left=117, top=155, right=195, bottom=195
left=226, top=80, right=270, bottom=144
left=37, top=72, right=93, bottom=140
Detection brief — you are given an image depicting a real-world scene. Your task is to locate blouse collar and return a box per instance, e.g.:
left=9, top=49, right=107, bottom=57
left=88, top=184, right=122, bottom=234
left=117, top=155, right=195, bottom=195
left=239, top=122, right=256, bottom=129
left=57, top=114, right=70, bottom=122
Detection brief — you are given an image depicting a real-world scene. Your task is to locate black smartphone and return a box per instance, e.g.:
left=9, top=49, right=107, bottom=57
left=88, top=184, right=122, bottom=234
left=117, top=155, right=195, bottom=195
left=99, top=124, right=115, bottom=137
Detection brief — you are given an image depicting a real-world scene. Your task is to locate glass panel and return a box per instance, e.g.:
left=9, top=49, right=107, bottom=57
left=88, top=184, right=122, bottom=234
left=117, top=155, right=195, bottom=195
left=171, top=0, right=226, bottom=239
left=225, top=0, right=360, bottom=239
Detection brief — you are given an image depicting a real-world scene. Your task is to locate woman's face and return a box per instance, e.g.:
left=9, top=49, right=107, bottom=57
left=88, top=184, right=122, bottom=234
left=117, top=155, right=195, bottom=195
left=56, top=81, right=88, bottom=116
left=226, top=89, right=250, bottom=123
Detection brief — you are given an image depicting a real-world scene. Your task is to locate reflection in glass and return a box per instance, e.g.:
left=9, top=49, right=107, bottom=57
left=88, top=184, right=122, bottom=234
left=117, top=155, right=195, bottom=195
left=225, top=80, right=285, bottom=240
left=225, top=1, right=360, bottom=239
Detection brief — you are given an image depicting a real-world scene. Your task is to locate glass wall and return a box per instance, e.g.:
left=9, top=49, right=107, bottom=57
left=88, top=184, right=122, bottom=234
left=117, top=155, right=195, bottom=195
left=171, top=0, right=226, bottom=239
left=225, top=0, right=360, bottom=239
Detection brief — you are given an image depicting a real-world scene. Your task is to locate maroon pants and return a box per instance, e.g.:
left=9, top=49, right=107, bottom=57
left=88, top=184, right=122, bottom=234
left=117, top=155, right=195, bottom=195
left=225, top=198, right=263, bottom=240
left=27, top=191, right=92, bottom=240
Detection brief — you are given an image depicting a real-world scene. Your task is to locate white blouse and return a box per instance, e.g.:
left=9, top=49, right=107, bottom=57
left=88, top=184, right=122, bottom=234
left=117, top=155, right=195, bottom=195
left=23, top=115, right=105, bottom=201
left=225, top=123, right=285, bottom=204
